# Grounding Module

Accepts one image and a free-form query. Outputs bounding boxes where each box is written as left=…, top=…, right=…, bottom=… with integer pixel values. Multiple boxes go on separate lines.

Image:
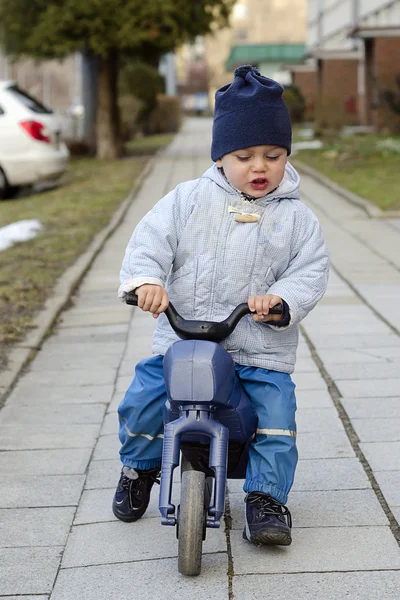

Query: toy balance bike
left=125, top=292, right=282, bottom=576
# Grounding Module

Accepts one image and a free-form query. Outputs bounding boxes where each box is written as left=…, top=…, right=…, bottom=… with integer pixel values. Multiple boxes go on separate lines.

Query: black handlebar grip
left=125, top=291, right=138, bottom=306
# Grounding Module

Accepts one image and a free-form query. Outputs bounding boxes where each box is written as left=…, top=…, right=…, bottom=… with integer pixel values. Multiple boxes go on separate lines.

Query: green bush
left=146, top=94, right=182, bottom=135
left=119, top=94, right=142, bottom=141
left=120, top=62, right=165, bottom=131
left=283, top=86, right=306, bottom=124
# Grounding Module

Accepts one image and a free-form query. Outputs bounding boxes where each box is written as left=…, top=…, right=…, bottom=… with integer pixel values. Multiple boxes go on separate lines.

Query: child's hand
left=248, top=294, right=283, bottom=322
left=135, top=284, right=169, bottom=319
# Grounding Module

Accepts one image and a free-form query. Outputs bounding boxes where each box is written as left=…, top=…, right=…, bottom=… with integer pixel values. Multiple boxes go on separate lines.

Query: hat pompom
left=234, top=65, right=260, bottom=79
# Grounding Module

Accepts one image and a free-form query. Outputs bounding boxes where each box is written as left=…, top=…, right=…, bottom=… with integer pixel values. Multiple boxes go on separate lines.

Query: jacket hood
left=201, top=162, right=300, bottom=204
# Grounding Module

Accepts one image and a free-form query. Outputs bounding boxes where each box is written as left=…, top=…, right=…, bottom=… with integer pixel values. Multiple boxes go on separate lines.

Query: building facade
left=297, top=0, right=400, bottom=129
left=204, top=0, right=308, bottom=100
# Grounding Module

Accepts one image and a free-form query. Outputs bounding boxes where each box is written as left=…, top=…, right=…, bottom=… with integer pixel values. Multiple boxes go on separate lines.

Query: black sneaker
left=112, top=467, right=160, bottom=522
left=243, top=491, right=292, bottom=546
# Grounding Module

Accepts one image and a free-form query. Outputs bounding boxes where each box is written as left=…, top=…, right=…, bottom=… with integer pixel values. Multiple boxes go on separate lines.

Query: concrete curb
left=0, top=154, right=156, bottom=406
left=293, top=158, right=400, bottom=219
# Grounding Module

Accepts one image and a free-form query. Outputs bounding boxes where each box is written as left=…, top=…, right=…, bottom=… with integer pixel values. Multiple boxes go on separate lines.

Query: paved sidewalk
left=1, top=118, right=400, bottom=599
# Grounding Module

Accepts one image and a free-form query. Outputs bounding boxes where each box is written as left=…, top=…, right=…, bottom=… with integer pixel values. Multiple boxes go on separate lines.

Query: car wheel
left=0, top=167, right=20, bottom=200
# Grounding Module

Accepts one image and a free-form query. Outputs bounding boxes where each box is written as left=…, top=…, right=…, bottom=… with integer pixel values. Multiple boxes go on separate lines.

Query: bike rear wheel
left=178, top=461, right=206, bottom=576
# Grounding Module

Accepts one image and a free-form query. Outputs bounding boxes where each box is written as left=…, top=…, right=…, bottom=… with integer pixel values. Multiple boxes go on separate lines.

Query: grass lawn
left=292, top=133, right=400, bottom=211
left=0, top=134, right=173, bottom=371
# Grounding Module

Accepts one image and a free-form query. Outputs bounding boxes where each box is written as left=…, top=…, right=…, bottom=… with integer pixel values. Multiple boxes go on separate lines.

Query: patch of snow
left=0, top=219, right=43, bottom=252
left=292, top=140, right=324, bottom=153
left=297, top=128, right=315, bottom=139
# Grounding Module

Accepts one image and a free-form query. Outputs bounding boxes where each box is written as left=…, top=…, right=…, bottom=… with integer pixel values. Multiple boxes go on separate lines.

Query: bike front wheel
left=178, top=466, right=206, bottom=576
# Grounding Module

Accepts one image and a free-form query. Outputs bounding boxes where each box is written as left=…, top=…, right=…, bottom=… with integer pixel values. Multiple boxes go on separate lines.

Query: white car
left=0, top=81, right=69, bottom=199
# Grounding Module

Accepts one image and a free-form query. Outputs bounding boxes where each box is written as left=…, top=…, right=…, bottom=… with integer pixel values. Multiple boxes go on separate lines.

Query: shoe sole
left=112, top=503, right=145, bottom=523
left=242, top=528, right=292, bottom=546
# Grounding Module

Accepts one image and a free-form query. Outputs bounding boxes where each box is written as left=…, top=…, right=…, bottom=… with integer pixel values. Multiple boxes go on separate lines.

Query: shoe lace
left=247, top=492, right=292, bottom=527
left=120, top=470, right=160, bottom=492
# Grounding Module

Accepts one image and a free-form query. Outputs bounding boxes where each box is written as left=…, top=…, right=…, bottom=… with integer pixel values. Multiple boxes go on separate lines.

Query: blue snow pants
left=118, top=355, right=298, bottom=505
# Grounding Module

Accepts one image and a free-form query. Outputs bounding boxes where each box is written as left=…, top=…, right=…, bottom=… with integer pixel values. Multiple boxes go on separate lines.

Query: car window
left=7, top=85, right=53, bottom=114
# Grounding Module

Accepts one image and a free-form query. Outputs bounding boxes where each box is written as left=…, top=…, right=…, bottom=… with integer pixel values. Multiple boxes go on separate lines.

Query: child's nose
left=252, top=158, right=266, bottom=172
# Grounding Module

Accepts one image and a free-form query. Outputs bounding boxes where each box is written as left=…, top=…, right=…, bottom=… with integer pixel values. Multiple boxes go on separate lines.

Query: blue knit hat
left=211, top=65, right=292, bottom=161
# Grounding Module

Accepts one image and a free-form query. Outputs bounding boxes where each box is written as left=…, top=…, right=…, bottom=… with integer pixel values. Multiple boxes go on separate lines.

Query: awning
left=349, top=25, right=400, bottom=38
left=225, top=44, right=306, bottom=71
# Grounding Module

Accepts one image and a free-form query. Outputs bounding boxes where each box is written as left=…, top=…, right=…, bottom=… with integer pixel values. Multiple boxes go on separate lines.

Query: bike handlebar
left=125, top=292, right=283, bottom=343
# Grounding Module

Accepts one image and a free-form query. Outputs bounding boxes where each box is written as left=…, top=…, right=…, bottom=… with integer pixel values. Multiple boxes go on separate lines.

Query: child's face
left=216, top=145, right=288, bottom=197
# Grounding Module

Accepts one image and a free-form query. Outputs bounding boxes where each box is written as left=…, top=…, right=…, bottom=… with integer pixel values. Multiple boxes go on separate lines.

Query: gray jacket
left=120, top=163, right=329, bottom=373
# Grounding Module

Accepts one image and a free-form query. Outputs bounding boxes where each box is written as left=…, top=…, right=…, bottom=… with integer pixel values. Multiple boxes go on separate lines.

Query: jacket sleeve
left=266, top=205, right=329, bottom=329
left=118, top=180, right=199, bottom=298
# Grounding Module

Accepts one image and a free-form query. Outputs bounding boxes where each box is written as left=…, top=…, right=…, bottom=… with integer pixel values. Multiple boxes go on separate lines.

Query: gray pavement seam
left=223, top=494, right=234, bottom=599
left=300, top=326, right=400, bottom=546
left=0, top=154, right=157, bottom=409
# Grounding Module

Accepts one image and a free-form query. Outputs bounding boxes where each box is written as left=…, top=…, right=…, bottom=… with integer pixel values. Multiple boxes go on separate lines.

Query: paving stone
left=51, top=554, right=228, bottom=600
left=0, top=423, right=100, bottom=450
left=292, top=373, right=327, bottom=391
left=100, top=412, right=118, bottom=435
left=293, top=358, right=318, bottom=373
left=0, top=596, right=48, bottom=600
left=106, top=390, right=123, bottom=413
left=0, top=448, right=92, bottom=476
left=342, top=397, right=400, bottom=419
left=85, top=459, right=121, bottom=489
left=229, top=489, right=387, bottom=529
left=292, top=457, right=369, bottom=491
left=74, top=483, right=180, bottom=525
left=391, top=506, right=400, bottom=522
left=0, top=547, right=62, bottom=595
left=92, top=434, right=120, bottom=460
left=115, top=375, right=134, bottom=393
left=295, top=389, right=333, bottom=408
left=0, top=403, right=106, bottom=426
left=296, top=407, right=343, bottom=433
left=57, top=311, right=130, bottom=328
left=305, top=321, right=390, bottom=335
left=32, top=352, right=121, bottom=372
left=305, top=333, right=399, bottom=349
left=41, top=340, right=123, bottom=356
left=62, top=518, right=227, bottom=568
left=0, top=507, right=75, bottom=547
left=296, top=431, right=354, bottom=459
left=21, top=367, right=116, bottom=387
left=327, top=362, right=400, bottom=380
left=359, top=346, right=400, bottom=360
left=352, top=418, right=400, bottom=442
left=232, top=571, right=400, bottom=600
left=7, top=383, right=115, bottom=406
left=361, top=442, right=400, bottom=471
left=375, top=471, right=400, bottom=506
left=336, top=379, right=400, bottom=398
left=50, top=323, right=127, bottom=343
left=0, top=474, right=85, bottom=508
left=230, top=526, right=400, bottom=574
left=318, top=348, right=392, bottom=365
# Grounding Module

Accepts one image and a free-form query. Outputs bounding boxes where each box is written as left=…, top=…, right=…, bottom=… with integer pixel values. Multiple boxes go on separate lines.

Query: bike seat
left=163, top=340, right=237, bottom=407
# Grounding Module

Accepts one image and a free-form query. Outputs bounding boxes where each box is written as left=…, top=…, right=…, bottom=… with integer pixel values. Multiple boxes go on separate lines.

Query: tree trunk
left=82, top=49, right=98, bottom=155
left=96, top=50, right=122, bottom=160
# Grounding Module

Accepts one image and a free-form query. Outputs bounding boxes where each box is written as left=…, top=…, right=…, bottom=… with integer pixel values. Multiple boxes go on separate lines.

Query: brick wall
left=372, top=37, right=400, bottom=131
left=316, top=59, right=359, bottom=128
left=292, top=71, right=317, bottom=120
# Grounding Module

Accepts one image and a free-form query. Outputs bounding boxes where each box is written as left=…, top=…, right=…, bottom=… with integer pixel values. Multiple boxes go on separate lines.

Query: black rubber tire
left=0, top=167, right=20, bottom=200
left=178, top=466, right=206, bottom=576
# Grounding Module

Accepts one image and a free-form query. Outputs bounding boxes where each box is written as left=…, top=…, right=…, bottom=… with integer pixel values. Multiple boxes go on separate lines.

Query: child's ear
left=216, top=158, right=222, bottom=167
